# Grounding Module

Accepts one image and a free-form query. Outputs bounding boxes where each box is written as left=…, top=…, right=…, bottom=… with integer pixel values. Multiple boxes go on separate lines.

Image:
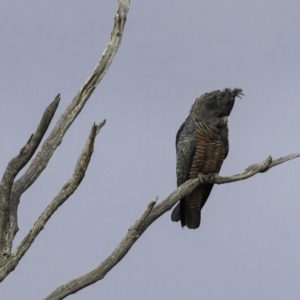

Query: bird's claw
left=198, top=173, right=214, bottom=183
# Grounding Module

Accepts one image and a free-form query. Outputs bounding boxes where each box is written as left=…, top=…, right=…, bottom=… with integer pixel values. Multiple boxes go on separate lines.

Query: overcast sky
left=1, top=1, right=300, bottom=299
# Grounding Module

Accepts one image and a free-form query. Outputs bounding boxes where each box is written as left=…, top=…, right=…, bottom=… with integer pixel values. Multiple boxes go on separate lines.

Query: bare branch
left=142, top=153, right=300, bottom=228
left=11, top=1, right=130, bottom=199
left=43, top=153, right=299, bottom=300
left=261, top=153, right=300, bottom=172
left=0, top=95, right=60, bottom=262
left=44, top=197, right=158, bottom=300
left=5, top=0, right=130, bottom=259
left=0, top=121, right=105, bottom=282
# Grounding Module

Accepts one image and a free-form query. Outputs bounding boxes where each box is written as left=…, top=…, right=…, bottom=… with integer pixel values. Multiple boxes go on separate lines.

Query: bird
left=171, top=88, right=243, bottom=229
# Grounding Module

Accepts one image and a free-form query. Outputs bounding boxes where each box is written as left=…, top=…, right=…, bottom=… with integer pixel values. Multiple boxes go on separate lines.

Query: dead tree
left=0, top=1, right=299, bottom=299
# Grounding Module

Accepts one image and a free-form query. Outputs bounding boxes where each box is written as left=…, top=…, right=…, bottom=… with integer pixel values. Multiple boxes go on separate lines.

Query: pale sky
left=1, top=1, right=300, bottom=299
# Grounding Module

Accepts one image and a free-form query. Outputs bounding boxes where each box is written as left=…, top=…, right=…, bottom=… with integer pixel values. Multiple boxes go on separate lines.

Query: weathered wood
left=0, top=121, right=105, bottom=281
left=0, top=95, right=60, bottom=264
left=43, top=153, right=300, bottom=300
left=0, top=0, right=130, bottom=280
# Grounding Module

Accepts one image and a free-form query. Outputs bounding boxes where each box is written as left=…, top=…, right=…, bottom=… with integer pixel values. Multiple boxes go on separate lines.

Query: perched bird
left=171, top=88, right=243, bottom=229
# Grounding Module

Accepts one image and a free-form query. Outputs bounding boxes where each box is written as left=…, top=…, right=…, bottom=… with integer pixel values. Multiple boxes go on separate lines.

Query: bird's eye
left=214, top=111, right=218, bottom=115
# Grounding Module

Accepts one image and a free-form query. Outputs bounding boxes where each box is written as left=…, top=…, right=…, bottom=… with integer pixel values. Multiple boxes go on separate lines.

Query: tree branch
left=43, top=153, right=300, bottom=300
left=5, top=0, right=130, bottom=260
left=141, top=153, right=300, bottom=229
left=0, top=120, right=106, bottom=282
left=12, top=1, right=129, bottom=196
left=0, top=95, right=60, bottom=263
left=44, top=197, right=158, bottom=300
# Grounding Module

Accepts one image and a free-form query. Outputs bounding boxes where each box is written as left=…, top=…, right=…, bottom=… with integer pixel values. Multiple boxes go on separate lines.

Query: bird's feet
left=198, top=173, right=215, bottom=184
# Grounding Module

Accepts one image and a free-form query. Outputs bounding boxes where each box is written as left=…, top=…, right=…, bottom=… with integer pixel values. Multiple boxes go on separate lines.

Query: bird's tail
left=171, top=199, right=201, bottom=229
left=184, top=205, right=201, bottom=229
left=171, top=202, right=181, bottom=222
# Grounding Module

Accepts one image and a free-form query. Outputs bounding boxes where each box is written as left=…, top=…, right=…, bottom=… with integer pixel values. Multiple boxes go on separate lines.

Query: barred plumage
left=171, top=88, right=243, bottom=229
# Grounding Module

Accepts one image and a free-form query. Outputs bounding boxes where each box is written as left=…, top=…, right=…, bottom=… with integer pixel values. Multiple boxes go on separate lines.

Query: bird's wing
left=223, top=138, right=229, bottom=161
left=171, top=118, right=196, bottom=223
left=176, top=117, right=197, bottom=187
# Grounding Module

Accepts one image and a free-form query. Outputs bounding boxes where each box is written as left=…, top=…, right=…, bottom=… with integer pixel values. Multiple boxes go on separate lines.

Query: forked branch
left=0, top=120, right=106, bottom=282
left=0, top=0, right=130, bottom=270
left=44, top=153, right=300, bottom=300
left=11, top=1, right=129, bottom=199
left=0, top=95, right=60, bottom=262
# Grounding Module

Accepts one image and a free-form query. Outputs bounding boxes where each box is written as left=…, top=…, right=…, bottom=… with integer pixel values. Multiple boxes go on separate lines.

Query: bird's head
left=192, top=88, right=243, bottom=125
